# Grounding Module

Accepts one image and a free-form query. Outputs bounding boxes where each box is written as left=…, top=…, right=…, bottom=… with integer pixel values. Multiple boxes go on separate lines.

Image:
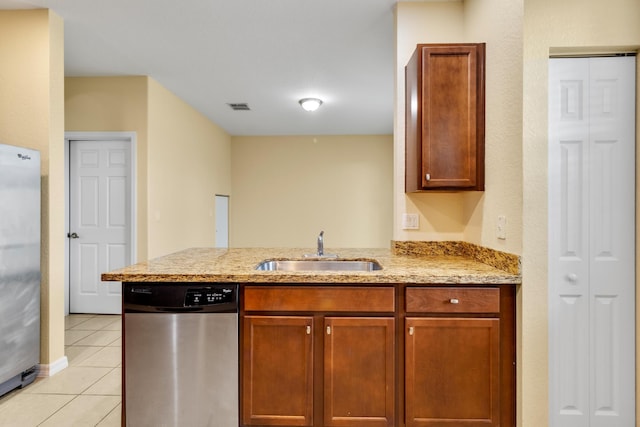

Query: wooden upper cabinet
left=405, top=43, right=485, bottom=192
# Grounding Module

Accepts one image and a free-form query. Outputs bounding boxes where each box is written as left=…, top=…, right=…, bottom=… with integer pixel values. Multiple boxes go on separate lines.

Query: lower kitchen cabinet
left=242, top=315, right=314, bottom=426
left=404, top=286, right=515, bottom=427
left=241, top=285, right=515, bottom=427
left=242, top=315, right=395, bottom=427
left=241, top=286, right=396, bottom=427
left=405, top=317, right=500, bottom=426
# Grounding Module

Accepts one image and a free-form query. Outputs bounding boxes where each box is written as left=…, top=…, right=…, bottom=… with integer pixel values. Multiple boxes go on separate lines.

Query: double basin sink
left=256, top=259, right=382, bottom=272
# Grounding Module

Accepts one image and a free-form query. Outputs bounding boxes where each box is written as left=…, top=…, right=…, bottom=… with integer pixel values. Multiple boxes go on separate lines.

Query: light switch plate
left=402, top=213, right=419, bottom=230
left=497, top=215, right=507, bottom=240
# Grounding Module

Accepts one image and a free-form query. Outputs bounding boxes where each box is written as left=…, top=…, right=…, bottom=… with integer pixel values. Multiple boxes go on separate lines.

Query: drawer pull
left=450, top=298, right=460, bottom=304
left=326, top=326, right=331, bottom=335
left=306, top=326, right=311, bottom=335
left=409, top=326, right=414, bottom=336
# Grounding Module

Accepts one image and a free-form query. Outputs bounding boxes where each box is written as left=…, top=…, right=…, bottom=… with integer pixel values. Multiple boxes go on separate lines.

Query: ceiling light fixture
left=299, top=98, right=323, bottom=112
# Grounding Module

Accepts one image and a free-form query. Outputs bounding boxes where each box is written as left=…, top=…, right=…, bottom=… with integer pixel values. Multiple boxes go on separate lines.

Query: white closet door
left=549, top=56, right=635, bottom=427
left=549, top=58, right=591, bottom=427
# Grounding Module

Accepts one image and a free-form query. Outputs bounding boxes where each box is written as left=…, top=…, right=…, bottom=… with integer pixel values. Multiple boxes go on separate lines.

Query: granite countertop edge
left=102, top=243, right=522, bottom=285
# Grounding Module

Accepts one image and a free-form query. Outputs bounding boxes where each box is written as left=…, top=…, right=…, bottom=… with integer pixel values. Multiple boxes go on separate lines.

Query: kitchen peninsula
left=103, top=242, right=520, bottom=427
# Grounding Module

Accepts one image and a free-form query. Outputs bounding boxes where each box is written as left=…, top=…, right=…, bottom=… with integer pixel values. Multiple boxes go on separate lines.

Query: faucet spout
left=317, top=231, right=324, bottom=256
left=303, top=230, right=336, bottom=258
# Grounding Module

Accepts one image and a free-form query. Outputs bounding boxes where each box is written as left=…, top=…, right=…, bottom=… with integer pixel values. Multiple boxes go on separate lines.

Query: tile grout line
left=35, top=394, right=82, bottom=426
left=96, top=404, right=119, bottom=427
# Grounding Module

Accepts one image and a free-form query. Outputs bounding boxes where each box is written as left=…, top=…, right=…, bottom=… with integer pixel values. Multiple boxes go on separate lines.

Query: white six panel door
left=549, top=57, right=635, bottom=427
left=69, top=140, right=131, bottom=314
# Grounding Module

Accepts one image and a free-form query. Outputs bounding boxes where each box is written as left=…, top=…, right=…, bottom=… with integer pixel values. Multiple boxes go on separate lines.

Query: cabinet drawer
left=244, top=286, right=395, bottom=313
left=406, top=287, right=499, bottom=314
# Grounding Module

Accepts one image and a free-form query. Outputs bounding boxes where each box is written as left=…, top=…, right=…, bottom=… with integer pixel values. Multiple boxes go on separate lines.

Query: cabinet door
left=405, top=43, right=485, bottom=191
left=242, top=316, right=314, bottom=426
left=324, top=317, right=395, bottom=427
left=405, top=317, right=500, bottom=427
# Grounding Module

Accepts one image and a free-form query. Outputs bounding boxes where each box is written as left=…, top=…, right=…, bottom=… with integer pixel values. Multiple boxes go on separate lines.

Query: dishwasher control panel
left=124, top=283, right=238, bottom=313
left=185, top=288, right=235, bottom=306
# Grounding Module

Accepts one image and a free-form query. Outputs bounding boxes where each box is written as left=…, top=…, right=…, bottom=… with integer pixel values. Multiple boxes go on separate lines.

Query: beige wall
left=522, top=0, right=640, bottom=425
left=66, top=77, right=232, bottom=259
left=463, top=0, right=523, bottom=252
left=396, top=0, right=640, bottom=425
left=395, top=0, right=526, bottom=421
left=394, top=1, right=523, bottom=255
left=6, top=2, right=638, bottom=421
left=394, top=2, right=467, bottom=243
left=65, top=76, right=149, bottom=260
left=231, top=135, right=393, bottom=248
left=0, top=10, right=65, bottom=367
left=147, top=79, right=231, bottom=258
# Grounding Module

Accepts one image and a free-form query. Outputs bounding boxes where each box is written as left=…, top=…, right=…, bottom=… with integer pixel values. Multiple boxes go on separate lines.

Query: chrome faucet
left=304, top=230, right=336, bottom=258
left=317, top=231, right=324, bottom=256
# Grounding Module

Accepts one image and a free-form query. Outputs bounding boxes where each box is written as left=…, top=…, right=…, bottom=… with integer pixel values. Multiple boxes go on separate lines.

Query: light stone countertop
left=101, top=246, right=521, bottom=285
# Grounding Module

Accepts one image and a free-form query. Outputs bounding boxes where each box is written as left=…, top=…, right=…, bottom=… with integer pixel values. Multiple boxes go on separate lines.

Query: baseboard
left=37, top=356, right=69, bottom=377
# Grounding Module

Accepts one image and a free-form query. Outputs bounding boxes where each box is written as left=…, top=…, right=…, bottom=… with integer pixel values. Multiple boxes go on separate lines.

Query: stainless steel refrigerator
left=0, top=143, right=40, bottom=396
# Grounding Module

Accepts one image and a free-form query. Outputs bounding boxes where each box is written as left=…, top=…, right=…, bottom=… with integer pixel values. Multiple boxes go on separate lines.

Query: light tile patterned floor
left=0, top=314, right=122, bottom=426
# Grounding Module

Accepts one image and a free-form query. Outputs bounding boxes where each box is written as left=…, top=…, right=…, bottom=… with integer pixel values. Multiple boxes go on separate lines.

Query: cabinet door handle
left=450, top=298, right=459, bottom=304
left=425, top=173, right=431, bottom=181
left=409, top=326, right=414, bottom=336
left=306, top=326, right=311, bottom=335
left=326, top=326, right=331, bottom=335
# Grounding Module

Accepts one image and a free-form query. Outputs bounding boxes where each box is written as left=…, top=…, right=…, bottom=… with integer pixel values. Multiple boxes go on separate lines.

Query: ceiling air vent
left=227, top=103, right=250, bottom=111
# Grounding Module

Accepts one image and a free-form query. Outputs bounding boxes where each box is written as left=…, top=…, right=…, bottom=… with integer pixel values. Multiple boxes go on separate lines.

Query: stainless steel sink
left=255, top=259, right=382, bottom=272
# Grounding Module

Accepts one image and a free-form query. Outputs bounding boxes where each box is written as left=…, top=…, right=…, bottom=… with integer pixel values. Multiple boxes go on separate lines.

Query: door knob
left=68, top=232, right=79, bottom=239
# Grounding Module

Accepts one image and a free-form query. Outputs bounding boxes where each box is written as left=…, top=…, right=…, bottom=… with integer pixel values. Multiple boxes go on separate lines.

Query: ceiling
left=0, top=0, right=398, bottom=136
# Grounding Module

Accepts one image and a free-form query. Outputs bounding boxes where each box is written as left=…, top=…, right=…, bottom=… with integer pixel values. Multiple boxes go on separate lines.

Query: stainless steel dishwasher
left=123, top=283, right=238, bottom=427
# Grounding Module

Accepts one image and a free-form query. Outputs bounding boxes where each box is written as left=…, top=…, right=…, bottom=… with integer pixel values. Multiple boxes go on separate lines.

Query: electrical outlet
left=497, top=215, right=507, bottom=240
left=402, top=213, right=419, bottom=230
